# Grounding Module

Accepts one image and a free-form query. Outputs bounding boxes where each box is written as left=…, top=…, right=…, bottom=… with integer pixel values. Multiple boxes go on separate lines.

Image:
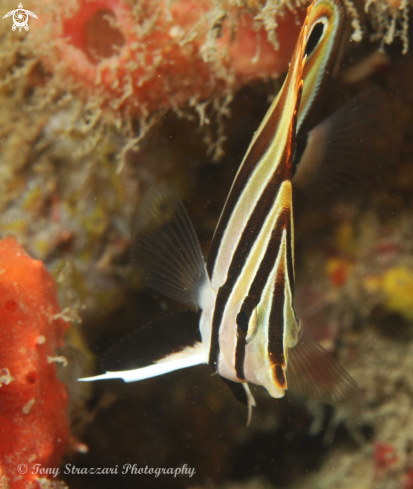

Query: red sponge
left=0, top=237, right=69, bottom=489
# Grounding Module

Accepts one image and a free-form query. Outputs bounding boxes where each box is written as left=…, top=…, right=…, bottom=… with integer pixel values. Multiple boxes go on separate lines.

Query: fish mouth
left=255, top=365, right=287, bottom=399
left=265, top=377, right=286, bottom=399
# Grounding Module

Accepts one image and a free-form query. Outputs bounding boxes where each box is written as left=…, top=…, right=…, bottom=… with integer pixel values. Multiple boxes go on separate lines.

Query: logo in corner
left=3, top=3, right=37, bottom=32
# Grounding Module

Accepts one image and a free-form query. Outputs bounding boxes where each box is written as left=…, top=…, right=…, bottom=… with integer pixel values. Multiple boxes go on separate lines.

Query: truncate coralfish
left=80, top=0, right=365, bottom=423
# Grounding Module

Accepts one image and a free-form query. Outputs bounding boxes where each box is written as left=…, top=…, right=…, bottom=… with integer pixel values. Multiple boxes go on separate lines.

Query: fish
left=79, top=0, right=374, bottom=423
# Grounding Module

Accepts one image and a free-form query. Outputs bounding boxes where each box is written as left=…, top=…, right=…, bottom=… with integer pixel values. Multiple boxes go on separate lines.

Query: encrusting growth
left=0, top=237, right=69, bottom=489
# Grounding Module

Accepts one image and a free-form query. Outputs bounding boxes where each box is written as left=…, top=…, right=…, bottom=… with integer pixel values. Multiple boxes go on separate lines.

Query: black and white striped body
left=201, top=0, right=347, bottom=396
left=202, top=44, right=305, bottom=396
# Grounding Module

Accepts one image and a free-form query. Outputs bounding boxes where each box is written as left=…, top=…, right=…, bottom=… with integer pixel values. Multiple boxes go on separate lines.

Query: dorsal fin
left=297, top=0, right=348, bottom=134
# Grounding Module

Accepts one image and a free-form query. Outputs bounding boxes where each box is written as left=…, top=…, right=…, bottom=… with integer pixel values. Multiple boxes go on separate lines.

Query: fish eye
left=236, top=311, right=249, bottom=336
left=234, top=300, right=259, bottom=343
left=305, top=21, right=325, bottom=57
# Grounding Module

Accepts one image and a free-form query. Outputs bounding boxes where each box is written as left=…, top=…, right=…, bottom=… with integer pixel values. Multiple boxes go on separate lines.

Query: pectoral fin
left=132, top=188, right=211, bottom=309
left=287, top=331, right=360, bottom=405
left=293, top=88, right=386, bottom=211
left=79, top=311, right=206, bottom=383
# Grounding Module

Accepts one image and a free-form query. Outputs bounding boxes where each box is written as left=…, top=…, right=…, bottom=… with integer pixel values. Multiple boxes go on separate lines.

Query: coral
left=381, top=266, right=413, bottom=320
left=0, top=237, right=69, bottom=489
left=374, top=442, right=399, bottom=475
left=365, top=0, right=410, bottom=54
left=36, top=0, right=305, bottom=117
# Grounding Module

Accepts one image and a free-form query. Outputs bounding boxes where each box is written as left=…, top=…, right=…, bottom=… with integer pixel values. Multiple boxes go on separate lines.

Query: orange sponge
left=38, top=0, right=304, bottom=115
left=0, top=237, right=69, bottom=489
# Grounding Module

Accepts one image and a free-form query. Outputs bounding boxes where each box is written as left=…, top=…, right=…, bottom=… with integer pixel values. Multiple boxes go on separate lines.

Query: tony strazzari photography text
left=26, top=463, right=196, bottom=478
